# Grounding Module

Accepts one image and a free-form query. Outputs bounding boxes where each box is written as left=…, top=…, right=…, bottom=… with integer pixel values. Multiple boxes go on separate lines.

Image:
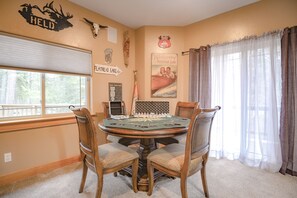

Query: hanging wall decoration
left=84, top=18, right=108, bottom=38
left=104, top=48, right=113, bottom=64
left=123, top=31, right=130, bottom=67
left=151, top=53, right=177, bottom=98
left=158, top=36, right=171, bottom=49
left=18, top=1, right=73, bottom=31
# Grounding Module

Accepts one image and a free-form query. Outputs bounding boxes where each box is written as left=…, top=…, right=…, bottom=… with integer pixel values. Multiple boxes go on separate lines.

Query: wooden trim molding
left=0, top=115, right=77, bottom=133
left=0, top=114, right=99, bottom=133
left=0, top=155, right=81, bottom=186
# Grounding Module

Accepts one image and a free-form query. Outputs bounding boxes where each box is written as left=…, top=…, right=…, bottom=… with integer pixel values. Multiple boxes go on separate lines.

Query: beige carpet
left=1, top=158, right=297, bottom=198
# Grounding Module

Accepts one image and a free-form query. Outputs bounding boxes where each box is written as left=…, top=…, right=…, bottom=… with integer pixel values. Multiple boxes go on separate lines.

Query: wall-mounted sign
left=109, top=83, right=122, bottom=101
left=158, top=36, right=171, bottom=49
left=104, top=48, right=113, bottom=64
left=18, top=1, right=73, bottom=31
left=94, top=64, right=122, bottom=76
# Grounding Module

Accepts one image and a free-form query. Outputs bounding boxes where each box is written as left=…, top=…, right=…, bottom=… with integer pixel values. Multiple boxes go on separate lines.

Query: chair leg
left=180, top=175, right=188, bottom=198
left=132, top=159, right=139, bottom=193
left=95, top=174, right=103, bottom=198
left=201, top=166, right=209, bottom=198
left=113, top=172, right=118, bottom=177
left=79, top=162, right=88, bottom=193
left=147, top=160, right=154, bottom=196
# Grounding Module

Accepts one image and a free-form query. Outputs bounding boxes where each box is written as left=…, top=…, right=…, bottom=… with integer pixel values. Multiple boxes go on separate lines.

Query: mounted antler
left=84, top=18, right=108, bottom=38
left=43, top=1, right=73, bottom=20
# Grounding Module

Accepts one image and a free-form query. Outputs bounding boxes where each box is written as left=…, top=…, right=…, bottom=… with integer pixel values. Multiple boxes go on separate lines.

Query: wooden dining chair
left=155, top=101, right=199, bottom=146
left=147, top=106, right=221, bottom=198
left=71, top=107, right=139, bottom=198
left=102, top=101, right=140, bottom=146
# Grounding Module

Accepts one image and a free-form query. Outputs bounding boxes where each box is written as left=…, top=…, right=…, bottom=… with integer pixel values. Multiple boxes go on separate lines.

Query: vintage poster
left=151, top=53, right=177, bottom=98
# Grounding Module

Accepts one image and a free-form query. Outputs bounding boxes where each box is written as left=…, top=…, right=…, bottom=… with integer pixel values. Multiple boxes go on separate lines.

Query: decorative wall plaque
left=109, top=83, right=122, bottom=101
left=104, top=48, right=113, bottom=64
left=18, top=1, right=73, bottom=31
left=158, top=36, right=171, bottom=48
left=94, top=64, right=122, bottom=76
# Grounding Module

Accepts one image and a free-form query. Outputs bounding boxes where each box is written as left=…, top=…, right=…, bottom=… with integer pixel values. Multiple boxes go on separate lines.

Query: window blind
left=0, top=34, right=92, bottom=75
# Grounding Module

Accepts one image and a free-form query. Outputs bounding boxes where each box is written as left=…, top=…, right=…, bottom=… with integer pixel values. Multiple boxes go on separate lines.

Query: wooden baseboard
left=0, top=155, right=81, bottom=186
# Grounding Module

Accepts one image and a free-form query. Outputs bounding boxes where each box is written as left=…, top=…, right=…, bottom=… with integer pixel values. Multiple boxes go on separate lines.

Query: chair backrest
left=71, top=107, right=101, bottom=169
left=102, top=101, right=126, bottom=118
left=183, top=106, right=221, bottom=173
left=175, top=101, right=199, bottom=119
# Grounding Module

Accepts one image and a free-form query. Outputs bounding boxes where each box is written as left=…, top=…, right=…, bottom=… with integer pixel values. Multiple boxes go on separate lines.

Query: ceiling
left=69, top=0, right=259, bottom=29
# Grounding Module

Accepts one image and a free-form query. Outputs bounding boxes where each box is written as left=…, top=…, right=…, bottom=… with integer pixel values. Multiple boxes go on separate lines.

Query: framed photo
left=151, top=53, right=178, bottom=98
left=109, top=83, right=122, bottom=101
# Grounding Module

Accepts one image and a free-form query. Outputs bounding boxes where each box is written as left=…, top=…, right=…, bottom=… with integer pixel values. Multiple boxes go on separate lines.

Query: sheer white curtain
left=210, top=32, right=283, bottom=172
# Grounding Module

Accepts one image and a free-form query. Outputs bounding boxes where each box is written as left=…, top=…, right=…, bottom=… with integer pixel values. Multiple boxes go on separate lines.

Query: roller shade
left=0, top=34, right=92, bottom=75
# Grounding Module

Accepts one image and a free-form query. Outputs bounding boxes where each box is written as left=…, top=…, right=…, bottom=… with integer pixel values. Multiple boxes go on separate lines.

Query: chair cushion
left=147, top=143, right=202, bottom=173
left=173, top=134, right=187, bottom=144
left=99, top=143, right=139, bottom=169
left=106, top=135, right=121, bottom=143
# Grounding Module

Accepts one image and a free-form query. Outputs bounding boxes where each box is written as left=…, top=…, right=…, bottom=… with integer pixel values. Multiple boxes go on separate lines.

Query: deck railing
left=0, top=104, right=82, bottom=118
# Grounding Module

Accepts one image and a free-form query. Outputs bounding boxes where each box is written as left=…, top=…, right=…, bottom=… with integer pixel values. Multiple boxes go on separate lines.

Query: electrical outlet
left=4, top=152, right=12, bottom=163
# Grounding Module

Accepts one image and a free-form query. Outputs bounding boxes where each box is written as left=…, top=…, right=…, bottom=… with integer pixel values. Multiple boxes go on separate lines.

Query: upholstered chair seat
left=148, top=143, right=203, bottom=173
left=98, top=143, right=139, bottom=169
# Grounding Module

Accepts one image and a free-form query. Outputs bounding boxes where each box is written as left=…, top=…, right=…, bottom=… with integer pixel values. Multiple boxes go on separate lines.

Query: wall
left=0, top=124, right=78, bottom=176
left=0, top=0, right=135, bottom=178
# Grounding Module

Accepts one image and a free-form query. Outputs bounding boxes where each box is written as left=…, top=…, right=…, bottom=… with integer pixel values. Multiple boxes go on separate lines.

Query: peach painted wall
left=0, top=0, right=135, bottom=177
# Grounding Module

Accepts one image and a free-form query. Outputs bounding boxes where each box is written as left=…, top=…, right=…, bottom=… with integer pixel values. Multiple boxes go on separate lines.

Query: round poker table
left=99, top=116, right=189, bottom=138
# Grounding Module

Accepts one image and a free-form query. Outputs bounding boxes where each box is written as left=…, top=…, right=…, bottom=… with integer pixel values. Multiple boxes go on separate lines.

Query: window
left=0, top=69, right=41, bottom=118
left=0, top=69, right=88, bottom=119
left=0, top=33, right=91, bottom=120
left=210, top=32, right=282, bottom=172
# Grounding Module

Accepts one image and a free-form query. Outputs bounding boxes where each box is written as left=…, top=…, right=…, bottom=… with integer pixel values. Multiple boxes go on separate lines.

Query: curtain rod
left=181, top=30, right=282, bottom=56
left=181, top=51, right=189, bottom=56
left=181, top=47, right=208, bottom=56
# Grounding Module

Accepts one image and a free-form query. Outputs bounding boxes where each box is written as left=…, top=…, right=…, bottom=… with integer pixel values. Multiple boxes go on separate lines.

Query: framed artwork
left=151, top=53, right=178, bottom=98
left=109, top=83, right=122, bottom=101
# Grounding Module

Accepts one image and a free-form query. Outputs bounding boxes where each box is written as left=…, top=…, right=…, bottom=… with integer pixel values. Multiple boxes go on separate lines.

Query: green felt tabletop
left=103, top=116, right=190, bottom=131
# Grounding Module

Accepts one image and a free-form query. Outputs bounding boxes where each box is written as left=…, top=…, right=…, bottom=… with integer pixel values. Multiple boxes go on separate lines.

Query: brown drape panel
left=189, top=46, right=211, bottom=108
left=280, top=26, right=297, bottom=176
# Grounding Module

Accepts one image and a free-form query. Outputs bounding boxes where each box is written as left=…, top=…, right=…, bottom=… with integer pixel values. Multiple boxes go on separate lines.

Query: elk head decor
left=84, top=18, right=108, bottom=38
left=18, top=1, right=73, bottom=31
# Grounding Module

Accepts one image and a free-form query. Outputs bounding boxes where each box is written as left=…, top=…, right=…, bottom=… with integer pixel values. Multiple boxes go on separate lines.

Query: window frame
left=0, top=67, right=91, bottom=121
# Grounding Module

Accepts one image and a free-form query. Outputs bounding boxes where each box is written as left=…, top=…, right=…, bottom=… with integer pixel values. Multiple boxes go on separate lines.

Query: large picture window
left=0, top=33, right=91, bottom=120
left=0, top=69, right=88, bottom=119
